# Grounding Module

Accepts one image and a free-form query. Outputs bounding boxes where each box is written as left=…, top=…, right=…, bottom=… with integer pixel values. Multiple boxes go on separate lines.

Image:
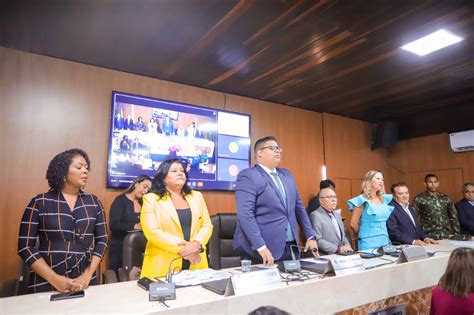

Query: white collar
left=258, top=163, right=276, bottom=175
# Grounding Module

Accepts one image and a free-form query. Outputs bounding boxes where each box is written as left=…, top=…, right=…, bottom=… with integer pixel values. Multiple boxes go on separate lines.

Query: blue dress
left=348, top=194, right=394, bottom=250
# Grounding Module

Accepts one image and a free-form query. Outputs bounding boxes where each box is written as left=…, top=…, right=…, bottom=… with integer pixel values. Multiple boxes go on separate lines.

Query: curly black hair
left=46, top=148, right=91, bottom=191
left=150, top=158, right=191, bottom=198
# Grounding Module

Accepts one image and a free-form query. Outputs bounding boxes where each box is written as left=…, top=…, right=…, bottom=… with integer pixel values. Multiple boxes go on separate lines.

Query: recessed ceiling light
left=401, top=29, right=463, bottom=56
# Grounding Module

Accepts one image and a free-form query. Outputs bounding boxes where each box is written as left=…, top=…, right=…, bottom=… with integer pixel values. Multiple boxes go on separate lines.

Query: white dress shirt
left=397, top=201, right=416, bottom=227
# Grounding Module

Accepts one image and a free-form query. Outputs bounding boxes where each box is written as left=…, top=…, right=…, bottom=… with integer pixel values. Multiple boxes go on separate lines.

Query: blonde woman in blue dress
left=348, top=170, right=394, bottom=250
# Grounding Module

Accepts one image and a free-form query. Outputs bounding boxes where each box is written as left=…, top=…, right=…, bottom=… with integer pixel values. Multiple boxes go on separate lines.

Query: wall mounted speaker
left=371, top=121, right=399, bottom=150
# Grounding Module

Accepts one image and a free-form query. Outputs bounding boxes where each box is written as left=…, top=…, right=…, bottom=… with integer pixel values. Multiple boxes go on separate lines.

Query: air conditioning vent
left=449, top=130, right=474, bottom=153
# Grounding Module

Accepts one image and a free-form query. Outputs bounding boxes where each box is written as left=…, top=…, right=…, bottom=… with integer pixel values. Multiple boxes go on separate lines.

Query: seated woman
left=140, top=158, right=213, bottom=279
left=18, top=149, right=108, bottom=293
left=109, top=175, right=152, bottom=272
left=430, top=247, right=474, bottom=314
left=348, top=170, right=394, bottom=250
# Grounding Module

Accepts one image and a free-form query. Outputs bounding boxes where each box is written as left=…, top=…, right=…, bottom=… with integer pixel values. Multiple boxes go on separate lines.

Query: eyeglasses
left=261, top=146, right=283, bottom=153
left=320, top=196, right=337, bottom=200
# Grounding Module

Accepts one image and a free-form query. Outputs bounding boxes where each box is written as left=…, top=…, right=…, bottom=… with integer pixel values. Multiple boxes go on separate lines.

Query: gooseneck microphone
left=351, top=234, right=400, bottom=254
left=290, top=244, right=319, bottom=260
left=166, top=246, right=204, bottom=283
left=352, top=233, right=389, bottom=242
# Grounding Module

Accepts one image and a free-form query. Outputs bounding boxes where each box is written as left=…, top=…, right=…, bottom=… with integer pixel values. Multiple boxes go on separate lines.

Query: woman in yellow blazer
left=140, top=158, right=213, bottom=278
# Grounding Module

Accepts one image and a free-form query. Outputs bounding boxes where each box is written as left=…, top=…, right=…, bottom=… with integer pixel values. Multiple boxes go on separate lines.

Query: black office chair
left=103, top=269, right=118, bottom=284
left=1, top=279, right=18, bottom=297
left=208, top=213, right=242, bottom=269
left=122, top=231, right=147, bottom=271
left=17, top=256, right=32, bottom=295
left=118, top=231, right=147, bottom=281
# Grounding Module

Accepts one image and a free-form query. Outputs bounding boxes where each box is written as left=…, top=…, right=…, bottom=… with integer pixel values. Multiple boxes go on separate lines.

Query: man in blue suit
left=114, top=112, right=124, bottom=130
left=455, top=182, right=474, bottom=236
left=233, top=136, right=318, bottom=265
left=387, top=182, right=437, bottom=245
left=161, top=116, right=175, bottom=136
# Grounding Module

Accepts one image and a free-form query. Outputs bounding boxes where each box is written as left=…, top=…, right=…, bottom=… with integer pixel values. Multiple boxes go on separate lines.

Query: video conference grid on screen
left=107, top=91, right=251, bottom=191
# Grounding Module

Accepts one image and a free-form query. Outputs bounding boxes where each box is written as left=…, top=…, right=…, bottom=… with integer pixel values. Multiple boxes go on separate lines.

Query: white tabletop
left=1, top=240, right=470, bottom=315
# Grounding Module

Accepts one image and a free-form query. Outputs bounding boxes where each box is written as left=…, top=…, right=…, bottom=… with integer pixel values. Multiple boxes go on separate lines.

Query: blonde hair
left=361, top=170, right=385, bottom=201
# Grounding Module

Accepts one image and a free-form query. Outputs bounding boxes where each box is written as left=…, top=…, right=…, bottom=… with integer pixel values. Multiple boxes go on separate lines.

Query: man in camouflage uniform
left=412, top=174, right=460, bottom=240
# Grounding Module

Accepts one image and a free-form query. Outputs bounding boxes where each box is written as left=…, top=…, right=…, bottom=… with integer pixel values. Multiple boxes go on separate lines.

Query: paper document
left=451, top=241, right=474, bottom=247
left=159, top=268, right=231, bottom=287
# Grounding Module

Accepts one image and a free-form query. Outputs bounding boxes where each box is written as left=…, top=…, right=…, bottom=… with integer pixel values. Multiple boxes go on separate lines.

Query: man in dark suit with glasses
left=233, top=136, right=319, bottom=266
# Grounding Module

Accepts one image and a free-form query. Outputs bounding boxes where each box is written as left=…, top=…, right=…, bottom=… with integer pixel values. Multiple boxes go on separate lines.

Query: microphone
left=377, top=241, right=402, bottom=255
left=352, top=234, right=389, bottom=242
left=351, top=234, right=402, bottom=255
left=280, top=245, right=301, bottom=273
left=278, top=244, right=319, bottom=273
left=166, top=246, right=204, bottom=283
left=290, top=244, right=319, bottom=259
left=351, top=234, right=394, bottom=253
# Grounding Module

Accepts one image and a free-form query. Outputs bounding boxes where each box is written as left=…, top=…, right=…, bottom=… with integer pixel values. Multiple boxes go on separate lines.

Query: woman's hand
left=186, top=253, right=202, bottom=265
left=177, top=241, right=202, bottom=258
left=50, top=274, right=82, bottom=293
left=30, top=259, right=83, bottom=293
left=134, top=223, right=142, bottom=230
left=72, top=271, right=93, bottom=291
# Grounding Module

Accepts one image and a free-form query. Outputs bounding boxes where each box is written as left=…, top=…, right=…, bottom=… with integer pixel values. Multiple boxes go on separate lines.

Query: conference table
left=1, top=240, right=471, bottom=314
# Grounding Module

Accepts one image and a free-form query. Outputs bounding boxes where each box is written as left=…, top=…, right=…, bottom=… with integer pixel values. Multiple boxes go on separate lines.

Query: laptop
left=201, top=278, right=230, bottom=295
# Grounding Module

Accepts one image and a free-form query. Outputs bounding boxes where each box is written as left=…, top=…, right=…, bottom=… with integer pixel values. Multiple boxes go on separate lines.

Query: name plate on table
left=230, top=268, right=281, bottom=296
left=398, top=246, right=429, bottom=263
left=329, top=254, right=365, bottom=276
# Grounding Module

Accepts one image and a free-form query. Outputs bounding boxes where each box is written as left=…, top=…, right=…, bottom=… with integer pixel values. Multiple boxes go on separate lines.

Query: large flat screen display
left=107, top=91, right=251, bottom=191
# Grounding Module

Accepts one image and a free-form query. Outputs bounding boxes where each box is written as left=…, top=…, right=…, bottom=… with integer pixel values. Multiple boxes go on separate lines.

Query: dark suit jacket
left=124, top=118, right=134, bottom=130
left=455, top=199, right=474, bottom=235
left=307, top=194, right=320, bottom=215
left=387, top=200, right=427, bottom=244
left=114, top=117, right=124, bottom=130
left=162, top=119, right=175, bottom=136
left=233, top=165, right=314, bottom=260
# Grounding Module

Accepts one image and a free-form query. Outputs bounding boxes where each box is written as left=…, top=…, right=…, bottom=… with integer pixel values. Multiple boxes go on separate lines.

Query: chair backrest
left=17, top=256, right=31, bottom=295
left=208, top=213, right=242, bottom=269
left=122, top=231, right=147, bottom=271
left=1, top=278, right=19, bottom=297
left=103, top=269, right=118, bottom=284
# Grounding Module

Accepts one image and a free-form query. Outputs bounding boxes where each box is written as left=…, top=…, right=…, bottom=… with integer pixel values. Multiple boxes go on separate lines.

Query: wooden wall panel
left=323, top=113, right=393, bottom=183
left=332, top=178, right=352, bottom=237
left=388, top=133, right=473, bottom=202
left=395, top=169, right=464, bottom=202
left=332, top=179, right=352, bottom=220
left=0, top=47, right=324, bottom=286
left=350, top=179, right=364, bottom=198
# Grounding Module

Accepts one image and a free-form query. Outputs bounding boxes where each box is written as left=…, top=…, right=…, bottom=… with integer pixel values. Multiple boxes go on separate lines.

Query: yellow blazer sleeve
left=190, top=191, right=213, bottom=246
left=141, top=193, right=184, bottom=254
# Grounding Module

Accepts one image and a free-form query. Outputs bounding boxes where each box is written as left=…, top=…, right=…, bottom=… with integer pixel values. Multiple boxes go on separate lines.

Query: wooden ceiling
left=1, top=0, right=473, bottom=139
